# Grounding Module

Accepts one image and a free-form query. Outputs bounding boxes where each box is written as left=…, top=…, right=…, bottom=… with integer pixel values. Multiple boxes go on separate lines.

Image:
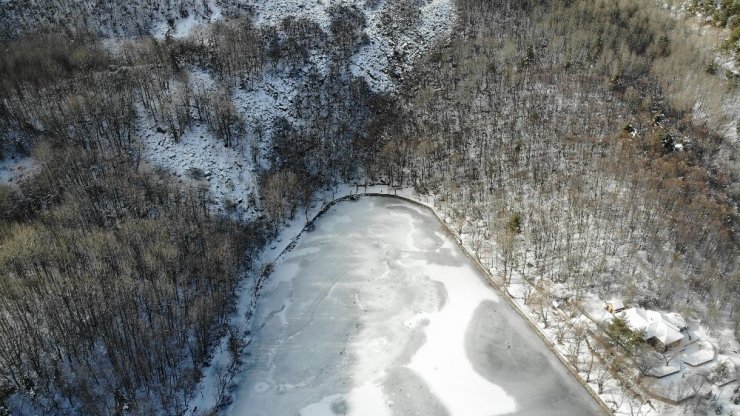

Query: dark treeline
left=0, top=26, right=270, bottom=415
left=0, top=20, right=259, bottom=156
left=0, top=147, right=264, bottom=414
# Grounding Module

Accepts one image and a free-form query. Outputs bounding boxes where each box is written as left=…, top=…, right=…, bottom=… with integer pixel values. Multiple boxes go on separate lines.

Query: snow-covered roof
left=621, top=308, right=684, bottom=346
left=663, top=312, right=687, bottom=330
left=644, top=374, right=699, bottom=403
left=647, top=365, right=681, bottom=378
left=607, top=299, right=625, bottom=309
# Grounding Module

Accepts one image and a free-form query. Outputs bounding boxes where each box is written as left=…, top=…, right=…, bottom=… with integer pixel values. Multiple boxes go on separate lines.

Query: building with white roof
left=663, top=312, right=687, bottom=331
left=605, top=299, right=625, bottom=314
left=620, top=307, right=685, bottom=352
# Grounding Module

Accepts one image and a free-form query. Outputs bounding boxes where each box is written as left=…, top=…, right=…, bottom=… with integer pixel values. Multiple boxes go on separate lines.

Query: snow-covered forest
left=0, top=0, right=737, bottom=415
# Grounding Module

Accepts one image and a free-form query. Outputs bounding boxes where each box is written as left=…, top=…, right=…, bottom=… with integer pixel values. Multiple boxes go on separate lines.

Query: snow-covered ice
left=226, top=197, right=604, bottom=415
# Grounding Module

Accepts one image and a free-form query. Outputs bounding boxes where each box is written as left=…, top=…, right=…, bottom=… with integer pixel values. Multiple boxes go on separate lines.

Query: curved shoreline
left=357, top=193, right=611, bottom=414
left=231, top=194, right=611, bottom=415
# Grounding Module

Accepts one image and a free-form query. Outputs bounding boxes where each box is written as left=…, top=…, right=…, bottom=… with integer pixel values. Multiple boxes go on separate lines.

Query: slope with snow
left=246, top=0, right=455, bottom=93
left=139, top=0, right=456, bottom=212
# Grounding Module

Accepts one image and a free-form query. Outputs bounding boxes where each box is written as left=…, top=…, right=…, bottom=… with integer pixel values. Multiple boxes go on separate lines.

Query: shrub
left=507, top=212, right=522, bottom=234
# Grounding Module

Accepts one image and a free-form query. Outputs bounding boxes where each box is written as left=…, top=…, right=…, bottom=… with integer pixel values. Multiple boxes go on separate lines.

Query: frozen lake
left=227, top=197, right=604, bottom=416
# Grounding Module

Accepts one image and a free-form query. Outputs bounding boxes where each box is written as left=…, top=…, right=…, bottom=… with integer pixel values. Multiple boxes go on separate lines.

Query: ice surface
left=226, top=197, right=604, bottom=415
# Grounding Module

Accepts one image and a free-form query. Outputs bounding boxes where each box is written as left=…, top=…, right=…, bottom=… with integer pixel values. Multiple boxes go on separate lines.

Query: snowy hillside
left=140, top=0, right=456, bottom=213
left=246, top=0, right=455, bottom=93
left=221, top=197, right=604, bottom=416
left=0, top=0, right=226, bottom=37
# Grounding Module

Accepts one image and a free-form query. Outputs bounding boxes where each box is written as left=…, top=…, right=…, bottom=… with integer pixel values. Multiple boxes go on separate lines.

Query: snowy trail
left=224, top=197, right=604, bottom=415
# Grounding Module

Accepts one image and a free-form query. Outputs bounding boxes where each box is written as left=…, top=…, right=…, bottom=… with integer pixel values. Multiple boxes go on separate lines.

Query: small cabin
left=606, top=299, right=626, bottom=314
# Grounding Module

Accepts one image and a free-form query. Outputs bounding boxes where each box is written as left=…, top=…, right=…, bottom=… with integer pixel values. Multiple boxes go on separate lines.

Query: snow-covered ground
left=247, top=0, right=455, bottom=93
left=0, top=154, right=35, bottom=185
left=150, top=0, right=223, bottom=39
left=139, top=0, right=456, bottom=213
left=349, top=0, right=456, bottom=92
left=139, top=120, right=257, bottom=215
left=223, top=197, right=604, bottom=415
